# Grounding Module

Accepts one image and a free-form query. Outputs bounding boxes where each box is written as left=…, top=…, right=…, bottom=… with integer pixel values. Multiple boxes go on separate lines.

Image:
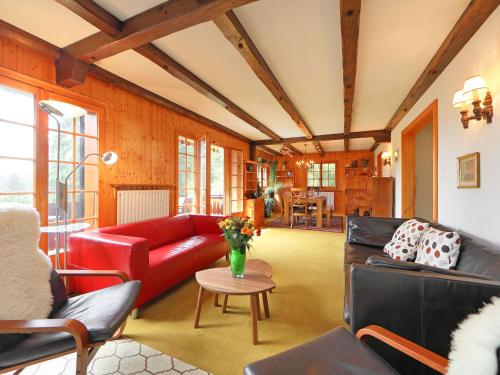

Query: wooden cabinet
left=371, top=177, right=394, bottom=217
left=244, top=160, right=258, bottom=196
left=245, top=198, right=264, bottom=228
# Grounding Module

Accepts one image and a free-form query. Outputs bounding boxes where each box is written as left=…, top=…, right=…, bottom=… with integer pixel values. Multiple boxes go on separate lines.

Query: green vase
left=230, top=248, right=246, bottom=278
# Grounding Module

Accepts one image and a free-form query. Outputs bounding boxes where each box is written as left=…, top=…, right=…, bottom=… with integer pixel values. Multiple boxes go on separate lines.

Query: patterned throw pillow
left=415, top=228, right=462, bottom=269
left=383, top=219, right=429, bottom=261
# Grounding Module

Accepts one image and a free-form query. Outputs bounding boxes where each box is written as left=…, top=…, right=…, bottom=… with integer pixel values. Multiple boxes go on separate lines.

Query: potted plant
left=218, top=217, right=260, bottom=277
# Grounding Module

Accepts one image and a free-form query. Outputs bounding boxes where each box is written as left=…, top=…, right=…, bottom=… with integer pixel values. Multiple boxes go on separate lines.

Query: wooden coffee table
left=194, top=267, right=275, bottom=344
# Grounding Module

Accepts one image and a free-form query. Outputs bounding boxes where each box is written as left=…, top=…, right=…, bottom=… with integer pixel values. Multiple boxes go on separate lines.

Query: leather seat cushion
left=0, top=281, right=140, bottom=369
left=345, top=243, right=388, bottom=266
left=244, top=327, right=398, bottom=375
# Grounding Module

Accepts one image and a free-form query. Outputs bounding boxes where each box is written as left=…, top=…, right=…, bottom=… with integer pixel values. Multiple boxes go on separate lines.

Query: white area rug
left=7, top=338, right=210, bottom=375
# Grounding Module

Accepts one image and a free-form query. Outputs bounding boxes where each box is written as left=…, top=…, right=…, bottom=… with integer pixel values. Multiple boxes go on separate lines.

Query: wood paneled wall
left=0, top=36, right=249, bottom=227
left=275, top=150, right=373, bottom=213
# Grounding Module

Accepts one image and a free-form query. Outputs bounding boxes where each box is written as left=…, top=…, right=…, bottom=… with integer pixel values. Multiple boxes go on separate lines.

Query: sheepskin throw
left=0, top=203, right=53, bottom=319
left=448, top=297, right=500, bottom=375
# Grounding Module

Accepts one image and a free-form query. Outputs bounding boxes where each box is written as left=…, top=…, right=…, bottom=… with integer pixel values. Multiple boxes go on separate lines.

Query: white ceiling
left=0, top=0, right=473, bottom=152
left=353, top=0, right=469, bottom=132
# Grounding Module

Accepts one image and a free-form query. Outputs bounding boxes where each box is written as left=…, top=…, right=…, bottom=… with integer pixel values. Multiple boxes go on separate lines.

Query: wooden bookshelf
left=243, top=160, right=264, bottom=227
left=276, top=169, right=294, bottom=187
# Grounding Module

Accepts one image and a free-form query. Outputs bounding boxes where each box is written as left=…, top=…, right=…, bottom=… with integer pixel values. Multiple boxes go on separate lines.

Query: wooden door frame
left=401, top=100, right=438, bottom=222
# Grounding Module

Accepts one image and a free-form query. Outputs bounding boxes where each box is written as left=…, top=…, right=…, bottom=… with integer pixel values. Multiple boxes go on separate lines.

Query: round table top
left=196, top=267, right=275, bottom=295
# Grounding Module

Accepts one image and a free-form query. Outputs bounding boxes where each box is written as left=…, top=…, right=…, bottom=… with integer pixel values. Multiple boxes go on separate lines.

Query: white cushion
left=415, top=227, right=461, bottom=269
left=383, top=219, right=428, bottom=261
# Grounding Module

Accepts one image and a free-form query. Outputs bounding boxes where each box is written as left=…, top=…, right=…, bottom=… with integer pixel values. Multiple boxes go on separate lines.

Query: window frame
left=230, top=149, right=244, bottom=214
left=307, top=161, right=338, bottom=189
left=177, top=134, right=198, bottom=214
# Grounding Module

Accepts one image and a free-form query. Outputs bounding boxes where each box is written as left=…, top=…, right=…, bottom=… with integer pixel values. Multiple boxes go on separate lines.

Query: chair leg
left=131, top=308, right=139, bottom=320
left=75, top=347, right=89, bottom=375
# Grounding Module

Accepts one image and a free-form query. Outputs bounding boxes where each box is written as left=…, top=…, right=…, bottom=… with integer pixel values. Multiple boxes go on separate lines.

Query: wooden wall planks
left=0, top=36, right=249, bottom=227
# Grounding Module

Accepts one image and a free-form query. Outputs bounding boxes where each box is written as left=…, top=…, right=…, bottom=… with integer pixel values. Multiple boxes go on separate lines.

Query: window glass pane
left=178, top=136, right=186, bottom=154
left=187, top=139, right=195, bottom=155
left=49, top=131, right=73, bottom=161
left=76, top=165, right=98, bottom=191
left=178, top=173, right=186, bottom=190
left=179, top=154, right=186, bottom=171
left=187, top=173, right=195, bottom=189
left=0, top=159, right=34, bottom=192
left=48, top=162, right=73, bottom=192
left=76, top=136, right=98, bottom=163
left=0, top=122, right=34, bottom=158
left=187, top=155, right=195, bottom=171
left=74, top=192, right=97, bottom=219
left=0, top=85, right=35, bottom=125
left=0, top=194, right=33, bottom=205
left=48, top=115, right=73, bottom=132
left=77, top=114, right=98, bottom=136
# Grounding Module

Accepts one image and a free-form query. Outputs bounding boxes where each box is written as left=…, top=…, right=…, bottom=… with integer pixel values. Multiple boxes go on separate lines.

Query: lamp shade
left=452, top=90, right=465, bottom=108
left=101, top=151, right=118, bottom=165
left=38, top=100, right=87, bottom=118
left=462, top=75, right=489, bottom=102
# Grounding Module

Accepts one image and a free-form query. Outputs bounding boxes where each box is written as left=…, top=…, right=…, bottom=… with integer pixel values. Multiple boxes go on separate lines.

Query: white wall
left=414, top=124, right=433, bottom=221
left=375, top=8, right=500, bottom=245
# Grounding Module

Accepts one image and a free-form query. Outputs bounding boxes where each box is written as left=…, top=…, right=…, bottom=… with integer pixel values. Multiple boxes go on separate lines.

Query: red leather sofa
left=68, top=214, right=227, bottom=308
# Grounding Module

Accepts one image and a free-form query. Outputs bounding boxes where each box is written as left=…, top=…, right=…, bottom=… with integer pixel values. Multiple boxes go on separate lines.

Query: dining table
left=283, top=195, right=327, bottom=228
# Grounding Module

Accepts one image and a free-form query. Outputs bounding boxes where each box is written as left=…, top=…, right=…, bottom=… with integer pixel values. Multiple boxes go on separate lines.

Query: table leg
left=257, top=294, right=262, bottom=321
left=284, top=199, right=290, bottom=225
left=250, top=294, right=259, bottom=345
left=317, top=201, right=323, bottom=228
left=262, top=291, right=270, bottom=318
left=194, top=286, right=205, bottom=328
left=214, top=293, right=219, bottom=307
left=222, top=294, right=228, bottom=313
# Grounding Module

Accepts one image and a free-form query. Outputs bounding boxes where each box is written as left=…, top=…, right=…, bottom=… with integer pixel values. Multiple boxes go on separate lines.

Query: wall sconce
left=394, top=149, right=399, bottom=162
left=453, top=75, right=493, bottom=129
left=381, top=151, right=391, bottom=166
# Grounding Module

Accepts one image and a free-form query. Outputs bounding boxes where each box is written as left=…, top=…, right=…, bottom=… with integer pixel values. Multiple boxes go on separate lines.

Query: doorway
left=401, top=100, right=438, bottom=222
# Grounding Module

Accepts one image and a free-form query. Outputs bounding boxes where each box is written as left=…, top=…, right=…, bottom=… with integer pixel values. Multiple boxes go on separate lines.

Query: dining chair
left=290, top=191, right=311, bottom=228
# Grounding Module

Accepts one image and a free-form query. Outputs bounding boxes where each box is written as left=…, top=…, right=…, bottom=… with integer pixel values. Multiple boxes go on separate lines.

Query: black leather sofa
left=345, top=216, right=500, bottom=374
left=244, top=216, right=500, bottom=375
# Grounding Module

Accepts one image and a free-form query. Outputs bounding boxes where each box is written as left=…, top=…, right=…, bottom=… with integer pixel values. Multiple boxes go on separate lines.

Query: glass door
left=210, top=145, right=224, bottom=215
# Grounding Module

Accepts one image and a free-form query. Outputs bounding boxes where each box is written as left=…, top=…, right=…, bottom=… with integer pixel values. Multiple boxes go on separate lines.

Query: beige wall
left=375, top=7, right=500, bottom=244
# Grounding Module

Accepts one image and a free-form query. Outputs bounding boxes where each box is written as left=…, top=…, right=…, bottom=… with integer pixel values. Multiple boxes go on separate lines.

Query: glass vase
left=230, top=247, right=246, bottom=278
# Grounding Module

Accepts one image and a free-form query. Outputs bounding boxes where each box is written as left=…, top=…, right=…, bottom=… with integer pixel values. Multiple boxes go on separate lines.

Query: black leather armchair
left=345, top=216, right=500, bottom=374
left=0, top=269, right=141, bottom=375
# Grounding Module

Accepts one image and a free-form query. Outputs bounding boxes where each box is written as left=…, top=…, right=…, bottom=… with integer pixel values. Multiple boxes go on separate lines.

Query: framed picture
left=457, top=152, right=480, bottom=188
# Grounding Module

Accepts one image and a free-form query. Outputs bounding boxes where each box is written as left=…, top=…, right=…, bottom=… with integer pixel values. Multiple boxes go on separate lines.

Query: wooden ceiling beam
left=385, top=0, right=499, bottom=131
left=214, top=10, right=314, bottom=138
left=134, top=44, right=281, bottom=140
left=56, top=0, right=281, bottom=140
left=283, top=143, right=302, bottom=156
left=254, top=129, right=390, bottom=145
left=312, top=141, right=325, bottom=156
left=88, top=65, right=252, bottom=143
left=256, top=145, right=281, bottom=156
left=370, top=142, right=379, bottom=152
left=63, top=0, right=257, bottom=64
left=340, top=0, right=361, bottom=151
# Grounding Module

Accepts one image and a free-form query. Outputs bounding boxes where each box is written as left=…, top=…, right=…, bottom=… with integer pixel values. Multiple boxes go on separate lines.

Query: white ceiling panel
left=353, top=0, right=469, bottom=132
left=0, top=0, right=99, bottom=48
left=235, top=0, right=344, bottom=136
left=93, top=0, right=168, bottom=21
left=96, top=50, right=268, bottom=140
left=318, top=140, right=345, bottom=153
left=349, top=138, right=375, bottom=151
left=153, top=21, right=302, bottom=139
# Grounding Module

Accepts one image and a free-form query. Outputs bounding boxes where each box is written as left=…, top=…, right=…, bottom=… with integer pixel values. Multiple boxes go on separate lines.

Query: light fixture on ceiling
left=295, top=143, right=315, bottom=169
left=381, top=151, right=391, bottom=166
left=280, top=144, right=294, bottom=157
left=453, top=75, right=493, bottom=129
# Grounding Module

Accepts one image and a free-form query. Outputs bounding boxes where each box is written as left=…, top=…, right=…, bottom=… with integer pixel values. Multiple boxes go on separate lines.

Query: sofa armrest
left=189, top=214, right=226, bottom=235
left=366, top=256, right=492, bottom=280
left=68, top=232, right=149, bottom=281
left=350, top=264, right=500, bottom=373
left=346, top=216, right=406, bottom=247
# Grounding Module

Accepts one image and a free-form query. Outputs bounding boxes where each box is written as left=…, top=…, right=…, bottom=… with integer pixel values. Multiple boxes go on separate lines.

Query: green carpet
left=124, top=227, right=346, bottom=375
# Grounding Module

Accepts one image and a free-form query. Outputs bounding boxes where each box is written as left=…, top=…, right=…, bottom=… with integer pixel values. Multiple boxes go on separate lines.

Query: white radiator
left=318, top=192, right=335, bottom=210
left=117, top=190, right=170, bottom=224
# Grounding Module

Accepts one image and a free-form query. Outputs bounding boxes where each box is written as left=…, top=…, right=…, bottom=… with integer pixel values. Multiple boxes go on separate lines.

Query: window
left=47, top=112, right=99, bottom=224
left=178, top=135, right=197, bottom=213
left=210, top=145, right=224, bottom=215
left=257, top=164, right=268, bottom=188
left=308, top=162, right=336, bottom=188
left=0, top=84, right=36, bottom=205
left=231, top=150, right=243, bottom=213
